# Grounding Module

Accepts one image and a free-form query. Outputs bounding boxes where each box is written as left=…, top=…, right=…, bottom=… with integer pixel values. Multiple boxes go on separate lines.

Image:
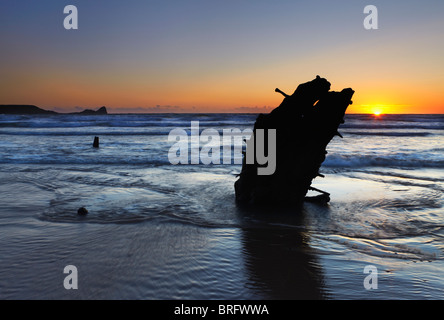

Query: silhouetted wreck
left=234, top=76, right=354, bottom=206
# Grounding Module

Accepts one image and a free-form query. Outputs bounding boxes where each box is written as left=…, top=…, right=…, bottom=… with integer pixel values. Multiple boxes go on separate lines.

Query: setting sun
left=357, top=103, right=393, bottom=115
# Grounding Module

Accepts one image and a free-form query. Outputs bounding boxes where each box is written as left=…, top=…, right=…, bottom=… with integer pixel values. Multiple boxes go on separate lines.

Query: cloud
left=233, top=106, right=273, bottom=113
left=108, top=105, right=189, bottom=113
left=49, top=106, right=92, bottom=113
left=48, top=105, right=273, bottom=114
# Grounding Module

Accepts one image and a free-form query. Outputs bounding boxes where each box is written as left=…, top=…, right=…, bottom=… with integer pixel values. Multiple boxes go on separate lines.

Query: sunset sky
left=1, top=0, right=443, bottom=114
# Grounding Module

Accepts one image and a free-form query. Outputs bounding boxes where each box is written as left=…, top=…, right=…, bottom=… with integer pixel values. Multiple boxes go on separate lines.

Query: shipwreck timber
left=234, top=76, right=354, bottom=206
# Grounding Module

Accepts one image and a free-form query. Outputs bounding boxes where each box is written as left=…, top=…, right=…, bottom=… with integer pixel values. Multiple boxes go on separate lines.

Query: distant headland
left=0, top=105, right=108, bottom=115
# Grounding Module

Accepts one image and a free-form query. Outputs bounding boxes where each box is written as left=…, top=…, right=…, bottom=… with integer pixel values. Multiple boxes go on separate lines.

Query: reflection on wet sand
left=238, top=207, right=326, bottom=299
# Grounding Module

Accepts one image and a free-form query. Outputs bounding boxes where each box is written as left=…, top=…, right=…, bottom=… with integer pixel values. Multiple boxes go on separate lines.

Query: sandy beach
left=0, top=113, right=443, bottom=300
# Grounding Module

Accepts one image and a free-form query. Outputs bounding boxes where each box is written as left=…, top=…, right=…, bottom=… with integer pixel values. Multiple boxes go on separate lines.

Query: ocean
left=0, top=113, right=443, bottom=299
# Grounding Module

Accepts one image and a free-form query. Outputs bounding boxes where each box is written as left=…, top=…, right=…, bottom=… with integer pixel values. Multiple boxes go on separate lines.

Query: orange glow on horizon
left=1, top=2, right=444, bottom=115
left=1, top=68, right=443, bottom=114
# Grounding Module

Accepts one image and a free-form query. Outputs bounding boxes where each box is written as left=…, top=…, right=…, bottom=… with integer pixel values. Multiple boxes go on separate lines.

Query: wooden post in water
left=93, top=136, right=99, bottom=148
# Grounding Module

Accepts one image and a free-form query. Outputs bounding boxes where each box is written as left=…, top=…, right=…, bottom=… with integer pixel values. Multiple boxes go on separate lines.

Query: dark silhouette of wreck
left=235, top=76, right=354, bottom=206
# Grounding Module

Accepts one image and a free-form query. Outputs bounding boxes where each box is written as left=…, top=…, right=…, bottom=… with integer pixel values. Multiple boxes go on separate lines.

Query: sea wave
left=0, top=113, right=442, bottom=169
left=0, top=153, right=442, bottom=169
left=0, top=130, right=173, bottom=136
left=323, top=154, right=444, bottom=168
left=0, top=121, right=254, bottom=129
left=0, top=113, right=257, bottom=129
left=345, top=131, right=434, bottom=137
left=341, top=124, right=444, bottom=130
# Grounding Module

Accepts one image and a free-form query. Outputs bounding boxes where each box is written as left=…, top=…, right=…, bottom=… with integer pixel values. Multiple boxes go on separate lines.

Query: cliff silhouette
left=0, top=105, right=108, bottom=115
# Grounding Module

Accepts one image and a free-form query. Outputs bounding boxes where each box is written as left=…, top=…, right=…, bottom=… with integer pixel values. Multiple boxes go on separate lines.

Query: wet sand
left=0, top=164, right=442, bottom=300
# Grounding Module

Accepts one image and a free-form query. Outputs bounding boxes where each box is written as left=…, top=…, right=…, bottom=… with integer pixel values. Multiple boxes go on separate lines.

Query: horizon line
left=1, top=104, right=443, bottom=115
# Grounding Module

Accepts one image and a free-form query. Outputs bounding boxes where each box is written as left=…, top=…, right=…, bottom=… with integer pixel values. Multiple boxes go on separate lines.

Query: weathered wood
left=234, top=76, right=354, bottom=206
left=93, top=136, right=100, bottom=148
